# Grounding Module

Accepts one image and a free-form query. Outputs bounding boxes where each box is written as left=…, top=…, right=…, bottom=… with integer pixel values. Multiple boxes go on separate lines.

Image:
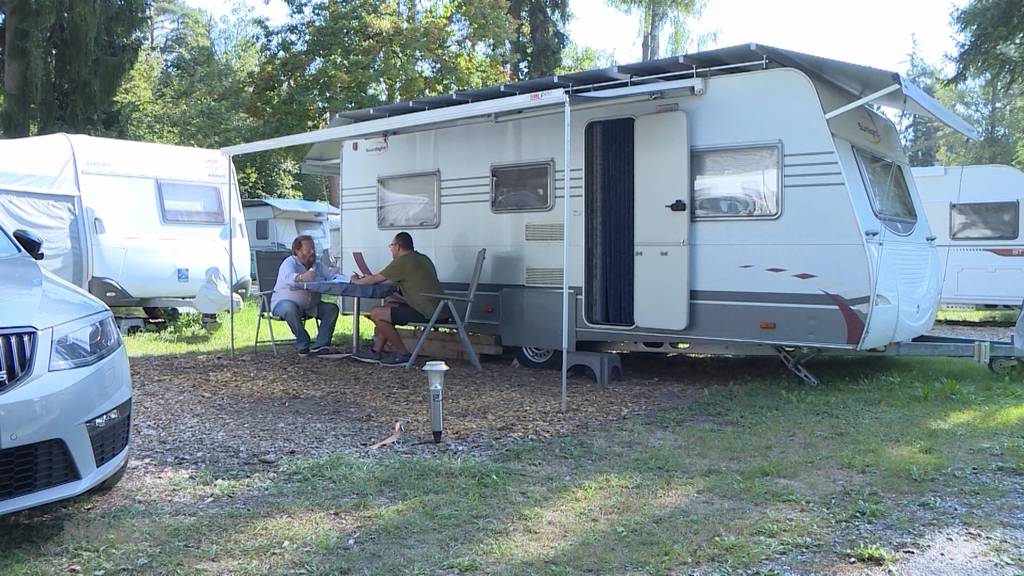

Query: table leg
left=351, top=296, right=360, bottom=353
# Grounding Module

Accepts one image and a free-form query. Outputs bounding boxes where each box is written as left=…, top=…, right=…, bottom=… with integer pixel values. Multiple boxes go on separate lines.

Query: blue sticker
left=177, top=268, right=189, bottom=282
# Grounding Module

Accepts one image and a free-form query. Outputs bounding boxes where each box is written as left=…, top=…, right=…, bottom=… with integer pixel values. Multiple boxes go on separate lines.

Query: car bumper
left=0, top=338, right=132, bottom=516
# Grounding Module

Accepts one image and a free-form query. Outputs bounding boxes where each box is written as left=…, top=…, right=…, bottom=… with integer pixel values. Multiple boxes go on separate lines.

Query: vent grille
left=525, top=222, right=564, bottom=241
left=0, top=439, right=80, bottom=502
left=525, top=267, right=564, bottom=286
left=0, top=331, right=35, bottom=393
left=88, top=400, right=132, bottom=469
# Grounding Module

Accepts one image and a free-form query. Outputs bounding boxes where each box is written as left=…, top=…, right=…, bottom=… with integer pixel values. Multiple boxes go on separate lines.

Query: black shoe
left=380, top=353, right=412, bottom=367
left=298, top=348, right=311, bottom=357
left=352, top=348, right=382, bottom=364
left=309, top=346, right=333, bottom=357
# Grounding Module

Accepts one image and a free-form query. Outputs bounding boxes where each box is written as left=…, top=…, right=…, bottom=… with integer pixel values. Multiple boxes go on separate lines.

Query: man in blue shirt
left=271, top=235, right=339, bottom=355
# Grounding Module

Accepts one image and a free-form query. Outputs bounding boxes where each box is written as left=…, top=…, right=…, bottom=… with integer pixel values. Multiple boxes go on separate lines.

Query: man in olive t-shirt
left=350, top=231, right=448, bottom=366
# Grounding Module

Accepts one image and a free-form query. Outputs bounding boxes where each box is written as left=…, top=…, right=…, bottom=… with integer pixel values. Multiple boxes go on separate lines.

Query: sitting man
left=350, top=231, right=447, bottom=366
left=270, top=234, right=340, bottom=356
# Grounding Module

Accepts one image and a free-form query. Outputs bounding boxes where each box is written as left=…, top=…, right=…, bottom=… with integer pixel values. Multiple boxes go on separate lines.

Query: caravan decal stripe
left=441, top=199, right=490, bottom=206
left=692, top=290, right=869, bottom=307
left=441, top=191, right=489, bottom=198
left=784, top=172, right=842, bottom=178
left=822, top=290, right=866, bottom=345
left=784, top=161, right=839, bottom=168
left=784, top=151, right=836, bottom=157
left=442, top=183, right=490, bottom=191
left=784, top=182, right=845, bottom=189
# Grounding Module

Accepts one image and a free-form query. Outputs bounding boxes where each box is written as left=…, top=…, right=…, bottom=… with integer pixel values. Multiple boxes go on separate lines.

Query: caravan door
left=634, top=112, right=690, bottom=330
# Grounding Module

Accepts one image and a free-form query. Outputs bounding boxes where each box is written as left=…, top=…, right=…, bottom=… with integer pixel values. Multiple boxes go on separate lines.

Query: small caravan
left=242, top=198, right=333, bottom=254
left=0, top=134, right=250, bottom=312
left=914, top=164, right=1024, bottom=308
left=227, top=44, right=1023, bottom=381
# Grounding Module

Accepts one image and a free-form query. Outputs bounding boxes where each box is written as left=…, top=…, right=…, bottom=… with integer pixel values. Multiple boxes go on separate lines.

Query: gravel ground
left=125, top=351, right=707, bottom=475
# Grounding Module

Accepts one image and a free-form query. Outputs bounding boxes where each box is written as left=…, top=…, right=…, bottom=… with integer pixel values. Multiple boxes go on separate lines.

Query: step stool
left=567, top=351, right=623, bottom=385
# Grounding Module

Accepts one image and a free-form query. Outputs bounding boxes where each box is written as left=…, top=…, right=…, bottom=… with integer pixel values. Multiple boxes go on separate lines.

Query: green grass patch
left=122, top=297, right=377, bottom=358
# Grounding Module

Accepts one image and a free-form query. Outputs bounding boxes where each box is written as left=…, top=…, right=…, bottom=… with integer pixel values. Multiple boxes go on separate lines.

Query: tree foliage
left=606, top=0, right=706, bottom=61
left=952, top=0, right=1024, bottom=86
left=0, top=0, right=147, bottom=137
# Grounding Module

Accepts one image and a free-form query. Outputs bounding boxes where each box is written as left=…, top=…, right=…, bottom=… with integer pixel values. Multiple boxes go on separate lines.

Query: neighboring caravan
left=0, top=134, right=250, bottom=312
left=230, top=44, right=1005, bottom=380
left=914, top=164, right=1024, bottom=308
left=242, top=198, right=333, bottom=253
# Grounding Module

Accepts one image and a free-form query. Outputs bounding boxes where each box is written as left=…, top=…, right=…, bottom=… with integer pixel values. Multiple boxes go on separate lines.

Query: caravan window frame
left=949, top=200, right=1020, bottom=241
left=690, top=143, right=783, bottom=221
left=489, top=160, right=555, bottom=213
left=156, top=180, right=225, bottom=225
left=376, top=170, right=441, bottom=230
left=853, top=148, right=917, bottom=234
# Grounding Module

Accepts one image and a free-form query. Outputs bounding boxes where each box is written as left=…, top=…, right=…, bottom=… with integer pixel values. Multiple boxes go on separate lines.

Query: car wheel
left=515, top=346, right=561, bottom=369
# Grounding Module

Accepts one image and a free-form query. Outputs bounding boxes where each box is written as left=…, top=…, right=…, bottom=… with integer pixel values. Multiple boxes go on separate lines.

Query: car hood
left=0, top=255, right=107, bottom=330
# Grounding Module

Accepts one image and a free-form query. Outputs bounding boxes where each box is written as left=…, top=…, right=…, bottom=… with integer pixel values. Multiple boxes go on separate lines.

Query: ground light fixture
left=422, top=361, right=448, bottom=443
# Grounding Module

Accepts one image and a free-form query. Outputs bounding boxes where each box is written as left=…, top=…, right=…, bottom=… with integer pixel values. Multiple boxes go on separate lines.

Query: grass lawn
left=122, top=297, right=376, bottom=358
left=2, top=342, right=1023, bottom=574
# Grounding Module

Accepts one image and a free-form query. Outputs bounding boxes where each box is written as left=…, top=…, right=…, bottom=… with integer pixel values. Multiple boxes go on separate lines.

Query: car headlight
left=50, top=313, right=122, bottom=371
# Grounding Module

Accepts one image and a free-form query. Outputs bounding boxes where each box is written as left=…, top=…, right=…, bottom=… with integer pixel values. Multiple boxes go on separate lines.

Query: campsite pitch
left=1, top=346, right=1022, bottom=575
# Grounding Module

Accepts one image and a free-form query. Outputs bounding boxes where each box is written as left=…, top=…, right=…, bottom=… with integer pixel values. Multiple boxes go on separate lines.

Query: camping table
left=299, top=281, right=397, bottom=352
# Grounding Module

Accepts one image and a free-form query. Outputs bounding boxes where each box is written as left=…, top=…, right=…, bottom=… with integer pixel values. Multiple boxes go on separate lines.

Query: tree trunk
left=1, top=0, right=30, bottom=137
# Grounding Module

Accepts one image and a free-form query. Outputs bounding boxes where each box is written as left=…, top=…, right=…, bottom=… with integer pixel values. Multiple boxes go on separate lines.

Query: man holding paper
left=350, top=231, right=447, bottom=366
left=271, top=234, right=340, bottom=356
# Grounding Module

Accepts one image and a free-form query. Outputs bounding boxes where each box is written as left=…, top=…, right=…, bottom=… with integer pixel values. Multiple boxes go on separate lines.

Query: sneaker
left=352, top=348, right=382, bottom=364
left=380, top=353, right=412, bottom=367
left=309, top=346, right=333, bottom=357
left=297, top=348, right=310, bottom=357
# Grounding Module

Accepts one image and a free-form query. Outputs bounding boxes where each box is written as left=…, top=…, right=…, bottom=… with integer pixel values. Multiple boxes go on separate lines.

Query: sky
left=185, top=0, right=968, bottom=74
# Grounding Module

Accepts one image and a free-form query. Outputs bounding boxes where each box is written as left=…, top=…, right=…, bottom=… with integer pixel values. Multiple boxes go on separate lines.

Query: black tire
left=92, top=458, right=128, bottom=493
left=514, top=346, right=562, bottom=370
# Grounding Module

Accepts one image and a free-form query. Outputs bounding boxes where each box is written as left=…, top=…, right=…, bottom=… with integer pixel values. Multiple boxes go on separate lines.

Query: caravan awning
left=748, top=44, right=979, bottom=140
left=242, top=197, right=333, bottom=215
left=220, top=42, right=979, bottom=163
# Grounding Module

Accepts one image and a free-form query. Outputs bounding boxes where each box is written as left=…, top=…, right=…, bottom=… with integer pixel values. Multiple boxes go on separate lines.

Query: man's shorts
left=390, top=303, right=429, bottom=325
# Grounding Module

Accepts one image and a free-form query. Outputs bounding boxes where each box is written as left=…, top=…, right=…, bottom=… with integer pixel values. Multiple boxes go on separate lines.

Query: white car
left=0, top=224, right=132, bottom=515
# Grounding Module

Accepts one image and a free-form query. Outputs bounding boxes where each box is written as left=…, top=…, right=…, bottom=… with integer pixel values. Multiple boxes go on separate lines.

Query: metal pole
left=227, top=154, right=235, bottom=356
left=561, top=93, right=571, bottom=413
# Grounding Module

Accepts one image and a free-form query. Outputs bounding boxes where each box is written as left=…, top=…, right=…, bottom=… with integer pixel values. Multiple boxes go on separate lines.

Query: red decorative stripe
left=986, top=248, right=1024, bottom=257
left=793, top=273, right=816, bottom=280
left=822, top=290, right=865, bottom=346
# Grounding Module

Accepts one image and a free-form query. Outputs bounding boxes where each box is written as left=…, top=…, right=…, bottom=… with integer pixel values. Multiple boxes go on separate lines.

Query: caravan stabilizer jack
left=775, top=347, right=820, bottom=386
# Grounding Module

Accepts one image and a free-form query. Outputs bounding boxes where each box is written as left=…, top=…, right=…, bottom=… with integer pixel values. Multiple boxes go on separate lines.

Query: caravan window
left=158, top=182, right=224, bottom=224
left=295, top=220, right=327, bottom=242
left=692, top=146, right=781, bottom=218
left=377, top=172, right=439, bottom=229
left=491, top=161, right=553, bottom=212
left=854, top=149, right=916, bottom=226
left=950, top=201, right=1019, bottom=240
left=255, top=220, right=269, bottom=240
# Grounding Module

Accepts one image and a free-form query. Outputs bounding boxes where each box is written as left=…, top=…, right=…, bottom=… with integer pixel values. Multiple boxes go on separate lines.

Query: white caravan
left=229, top=44, right=1024, bottom=381
left=243, top=198, right=333, bottom=253
left=914, top=164, right=1024, bottom=309
left=0, top=134, right=250, bottom=312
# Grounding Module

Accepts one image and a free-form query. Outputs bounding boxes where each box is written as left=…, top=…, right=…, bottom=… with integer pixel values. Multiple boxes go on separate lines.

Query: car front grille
left=87, top=399, right=132, bottom=468
left=0, top=330, right=35, bottom=393
left=0, top=439, right=81, bottom=502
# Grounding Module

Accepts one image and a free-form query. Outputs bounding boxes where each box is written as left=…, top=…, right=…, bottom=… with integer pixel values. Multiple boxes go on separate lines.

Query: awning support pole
left=561, top=92, right=570, bottom=413
left=824, top=83, right=900, bottom=120
left=227, top=154, right=235, bottom=357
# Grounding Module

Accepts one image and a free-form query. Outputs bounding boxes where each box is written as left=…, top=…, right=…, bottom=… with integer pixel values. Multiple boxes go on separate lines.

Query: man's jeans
left=272, top=300, right=339, bottom=351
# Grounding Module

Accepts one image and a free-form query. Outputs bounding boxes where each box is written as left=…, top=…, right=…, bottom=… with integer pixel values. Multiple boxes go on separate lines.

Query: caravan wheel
left=515, top=347, right=561, bottom=370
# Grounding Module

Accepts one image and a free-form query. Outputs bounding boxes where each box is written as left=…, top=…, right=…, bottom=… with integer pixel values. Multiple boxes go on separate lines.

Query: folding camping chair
left=253, top=250, right=319, bottom=355
left=404, top=248, right=486, bottom=370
